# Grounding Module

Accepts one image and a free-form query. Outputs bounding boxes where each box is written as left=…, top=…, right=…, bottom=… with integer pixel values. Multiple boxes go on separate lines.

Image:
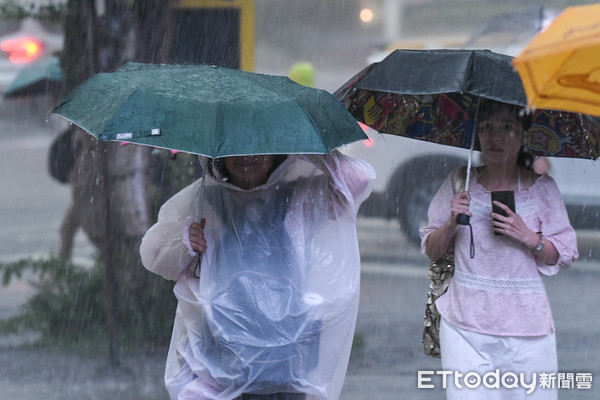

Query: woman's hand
left=451, top=191, right=472, bottom=221
left=425, top=192, right=471, bottom=261
left=491, top=201, right=538, bottom=247
left=492, top=201, right=560, bottom=264
left=188, top=218, right=207, bottom=254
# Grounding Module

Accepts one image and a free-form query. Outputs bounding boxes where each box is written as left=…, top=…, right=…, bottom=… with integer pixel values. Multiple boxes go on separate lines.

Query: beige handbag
left=422, top=168, right=467, bottom=358
left=422, top=253, right=454, bottom=358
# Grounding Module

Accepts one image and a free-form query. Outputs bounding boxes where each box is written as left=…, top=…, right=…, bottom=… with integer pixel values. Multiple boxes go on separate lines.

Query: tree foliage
left=0, top=256, right=177, bottom=350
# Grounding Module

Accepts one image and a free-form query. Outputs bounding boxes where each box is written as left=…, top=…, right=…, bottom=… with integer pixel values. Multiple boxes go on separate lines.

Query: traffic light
left=170, top=0, right=255, bottom=71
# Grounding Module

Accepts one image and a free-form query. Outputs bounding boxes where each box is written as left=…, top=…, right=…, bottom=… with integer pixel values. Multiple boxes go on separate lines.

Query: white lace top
left=420, top=168, right=579, bottom=336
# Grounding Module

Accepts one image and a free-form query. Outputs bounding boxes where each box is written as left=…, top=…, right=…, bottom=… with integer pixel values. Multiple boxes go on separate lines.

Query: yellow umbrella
left=512, top=3, right=600, bottom=116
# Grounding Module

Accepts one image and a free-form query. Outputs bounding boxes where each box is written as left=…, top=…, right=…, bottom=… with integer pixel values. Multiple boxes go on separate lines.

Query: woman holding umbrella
left=420, top=100, right=578, bottom=399
left=140, top=151, right=375, bottom=400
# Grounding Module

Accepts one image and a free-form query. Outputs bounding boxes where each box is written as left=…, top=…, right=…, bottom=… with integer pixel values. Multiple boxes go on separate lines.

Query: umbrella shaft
left=465, top=155, right=472, bottom=192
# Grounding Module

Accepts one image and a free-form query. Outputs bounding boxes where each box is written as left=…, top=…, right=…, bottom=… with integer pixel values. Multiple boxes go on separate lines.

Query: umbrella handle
left=454, top=162, right=475, bottom=259
left=456, top=147, right=472, bottom=225
left=193, top=170, right=207, bottom=279
left=456, top=214, right=470, bottom=225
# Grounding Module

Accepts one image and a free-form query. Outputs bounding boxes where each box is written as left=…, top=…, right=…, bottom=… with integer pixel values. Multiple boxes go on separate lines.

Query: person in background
left=140, top=150, right=374, bottom=400
left=420, top=100, right=578, bottom=400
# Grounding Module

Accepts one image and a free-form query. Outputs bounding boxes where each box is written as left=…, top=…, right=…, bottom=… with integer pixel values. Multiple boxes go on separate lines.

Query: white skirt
left=439, top=318, right=557, bottom=400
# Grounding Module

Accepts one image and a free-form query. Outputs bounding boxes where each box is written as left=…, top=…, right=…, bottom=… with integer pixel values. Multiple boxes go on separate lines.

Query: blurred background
left=1, top=1, right=599, bottom=399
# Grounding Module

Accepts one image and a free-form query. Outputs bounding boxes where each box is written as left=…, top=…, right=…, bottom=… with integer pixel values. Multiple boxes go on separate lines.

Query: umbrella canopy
left=335, top=49, right=600, bottom=160
left=3, top=55, right=63, bottom=98
left=51, top=63, right=367, bottom=158
left=512, top=3, right=600, bottom=117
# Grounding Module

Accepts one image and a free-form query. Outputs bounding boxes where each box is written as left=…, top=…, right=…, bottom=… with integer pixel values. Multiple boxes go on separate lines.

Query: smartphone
left=491, top=190, right=515, bottom=235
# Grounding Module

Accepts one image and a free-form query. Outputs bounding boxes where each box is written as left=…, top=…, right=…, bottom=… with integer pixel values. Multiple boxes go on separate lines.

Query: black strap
left=468, top=222, right=475, bottom=259
left=193, top=253, right=201, bottom=279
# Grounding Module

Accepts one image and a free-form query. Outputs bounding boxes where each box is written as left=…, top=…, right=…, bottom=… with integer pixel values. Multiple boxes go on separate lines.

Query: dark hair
left=477, top=99, right=531, bottom=131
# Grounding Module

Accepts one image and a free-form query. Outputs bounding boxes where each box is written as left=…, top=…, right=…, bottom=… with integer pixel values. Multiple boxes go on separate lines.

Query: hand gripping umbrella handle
left=193, top=170, right=207, bottom=279
left=455, top=155, right=475, bottom=259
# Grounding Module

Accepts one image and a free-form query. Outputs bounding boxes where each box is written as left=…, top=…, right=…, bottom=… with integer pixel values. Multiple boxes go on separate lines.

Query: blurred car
left=343, top=126, right=600, bottom=248
left=342, top=127, right=472, bottom=246
left=0, top=18, right=63, bottom=91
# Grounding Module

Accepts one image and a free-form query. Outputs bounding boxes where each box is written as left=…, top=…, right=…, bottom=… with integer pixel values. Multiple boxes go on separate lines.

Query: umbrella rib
left=235, top=74, right=330, bottom=154
left=50, top=111, right=98, bottom=139
left=294, top=95, right=329, bottom=154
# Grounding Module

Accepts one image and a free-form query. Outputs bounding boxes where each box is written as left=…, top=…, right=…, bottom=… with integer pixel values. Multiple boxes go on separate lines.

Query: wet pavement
left=1, top=253, right=598, bottom=399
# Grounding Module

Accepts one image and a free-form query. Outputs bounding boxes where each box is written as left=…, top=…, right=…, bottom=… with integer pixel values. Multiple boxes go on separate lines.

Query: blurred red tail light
left=0, top=37, right=43, bottom=63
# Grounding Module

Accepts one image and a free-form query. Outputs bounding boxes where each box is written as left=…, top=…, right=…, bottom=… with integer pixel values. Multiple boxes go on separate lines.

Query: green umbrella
left=51, top=63, right=366, bottom=157
left=3, top=55, right=63, bottom=98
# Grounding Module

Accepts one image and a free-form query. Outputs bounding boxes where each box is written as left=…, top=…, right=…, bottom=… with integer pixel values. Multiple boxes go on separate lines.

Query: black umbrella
left=335, top=49, right=600, bottom=224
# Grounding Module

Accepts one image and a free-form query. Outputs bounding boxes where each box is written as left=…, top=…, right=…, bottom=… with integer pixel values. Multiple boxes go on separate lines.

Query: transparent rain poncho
left=140, top=151, right=375, bottom=400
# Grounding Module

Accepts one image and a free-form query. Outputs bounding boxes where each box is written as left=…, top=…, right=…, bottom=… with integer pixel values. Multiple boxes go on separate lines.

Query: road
left=0, top=97, right=599, bottom=399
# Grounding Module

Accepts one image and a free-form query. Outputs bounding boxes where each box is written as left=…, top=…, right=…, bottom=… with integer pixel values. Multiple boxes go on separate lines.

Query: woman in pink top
left=420, top=100, right=578, bottom=400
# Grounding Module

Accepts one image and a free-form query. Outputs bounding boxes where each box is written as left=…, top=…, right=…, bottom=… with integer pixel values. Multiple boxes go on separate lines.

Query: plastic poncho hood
left=140, top=151, right=375, bottom=400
